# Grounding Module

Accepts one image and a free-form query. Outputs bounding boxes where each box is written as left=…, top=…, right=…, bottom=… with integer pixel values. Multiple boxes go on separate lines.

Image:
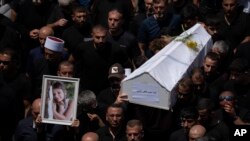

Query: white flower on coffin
left=174, top=25, right=199, bottom=52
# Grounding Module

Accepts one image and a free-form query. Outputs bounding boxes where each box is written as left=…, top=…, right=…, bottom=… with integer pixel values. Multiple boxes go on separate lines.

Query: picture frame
left=40, top=75, right=80, bottom=125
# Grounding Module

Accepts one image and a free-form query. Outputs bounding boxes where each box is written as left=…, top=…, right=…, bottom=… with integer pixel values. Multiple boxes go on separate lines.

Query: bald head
left=81, top=132, right=99, bottom=141
left=189, top=124, right=206, bottom=141
left=32, top=98, right=41, bottom=110
left=39, top=26, right=54, bottom=36
left=32, top=98, right=41, bottom=120
left=39, top=26, right=54, bottom=47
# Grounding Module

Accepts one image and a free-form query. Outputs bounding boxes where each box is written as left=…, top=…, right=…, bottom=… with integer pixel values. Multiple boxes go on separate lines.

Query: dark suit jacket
left=14, top=116, right=44, bottom=141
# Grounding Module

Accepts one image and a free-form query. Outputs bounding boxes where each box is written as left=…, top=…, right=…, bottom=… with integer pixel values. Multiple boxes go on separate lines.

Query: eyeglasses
left=219, top=96, right=234, bottom=101
left=0, top=60, right=10, bottom=65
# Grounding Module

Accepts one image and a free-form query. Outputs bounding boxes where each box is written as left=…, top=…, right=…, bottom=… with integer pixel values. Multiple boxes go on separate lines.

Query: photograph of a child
left=41, top=75, right=79, bottom=125
left=47, top=81, right=74, bottom=120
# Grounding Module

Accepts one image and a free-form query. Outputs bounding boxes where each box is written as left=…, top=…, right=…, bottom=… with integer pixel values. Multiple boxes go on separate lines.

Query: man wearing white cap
left=26, top=26, right=54, bottom=75
left=44, top=36, right=65, bottom=61
left=29, top=36, right=68, bottom=99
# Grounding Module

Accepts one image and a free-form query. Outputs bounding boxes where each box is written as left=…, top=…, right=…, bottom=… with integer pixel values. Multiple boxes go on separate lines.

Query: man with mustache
left=216, top=0, right=250, bottom=53
left=71, top=25, right=129, bottom=95
left=137, top=0, right=181, bottom=58
left=62, top=5, right=92, bottom=54
left=107, top=9, right=140, bottom=61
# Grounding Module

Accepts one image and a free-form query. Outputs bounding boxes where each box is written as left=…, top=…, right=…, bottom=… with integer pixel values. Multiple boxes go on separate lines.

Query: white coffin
left=121, top=23, right=213, bottom=110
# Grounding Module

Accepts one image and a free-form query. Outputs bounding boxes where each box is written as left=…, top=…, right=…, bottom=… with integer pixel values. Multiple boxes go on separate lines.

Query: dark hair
left=190, top=67, right=203, bottom=77
left=196, top=98, right=215, bottom=112
left=219, top=90, right=236, bottom=99
left=52, top=81, right=66, bottom=90
left=92, top=24, right=107, bottom=33
left=229, top=58, right=249, bottom=73
left=126, top=119, right=143, bottom=128
left=0, top=48, right=21, bottom=68
left=149, top=38, right=167, bottom=53
left=180, top=106, right=199, bottom=120
left=205, top=51, right=220, bottom=62
left=108, top=8, right=124, bottom=19
left=177, top=77, right=194, bottom=93
left=52, top=81, right=67, bottom=104
left=204, top=14, right=220, bottom=27
left=58, top=60, right=74, bottom=71
left=153, top=0, right=167, bottom=5
left=181, top=4, right=200, bottom=21
left=106, top=103, right=124, bottom=114
left=134, top=55, right=148, bottom=68
left=71, top=3, right=87, bottom=14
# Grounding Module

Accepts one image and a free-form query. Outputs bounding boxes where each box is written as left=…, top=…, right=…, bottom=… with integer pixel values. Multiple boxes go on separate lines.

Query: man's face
left=206, top=25, right=218, bottom=36
left=39, top=32, right=50, bottom=48
left=153, top=1, right=166, bottom=19
left=145, top=0, right=153, bottom=13
left=57, top=65, right=74, bottom=77
left=126, top=126, right=143, bottom=141
left=108, top=11, right=123, bottom=33
left=219, top=91, right=235, bottom=108
left=229, top=70, right=241, bottom=80
left=106, top=107, right=123, bottom=128
left=109, top=77, right=122, bottom=92
left=191, top=71, right=205, bottom=93
left=32, top=105, right=40, bottom=120
left=203, top=57, right=218, bottom=76
left=222, top=0, right=237, bottom=17
left=205, top=25, right=221, bottom=41
left=177, top=85, right=192, bottom=103
left=0, top=53, right=11, bottom=72
left=92, top=29, right=107, bottom=48
left=183, top=19, right=197, bottom=30
left=198, top=109, right=210, bottom=124
left=44, top=48, right=62, bottom=63
left=181, top=118, right=196, bottom=133
left=72, top=11, right=87, bottom=26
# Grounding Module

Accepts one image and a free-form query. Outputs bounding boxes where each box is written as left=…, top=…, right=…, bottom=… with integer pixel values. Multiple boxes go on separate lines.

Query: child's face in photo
left=53, top=88, right=65, bottom=103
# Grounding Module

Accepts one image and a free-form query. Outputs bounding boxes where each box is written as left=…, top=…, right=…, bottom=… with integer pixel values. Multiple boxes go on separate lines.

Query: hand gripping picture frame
left=40, top=75, right=80, bottom=125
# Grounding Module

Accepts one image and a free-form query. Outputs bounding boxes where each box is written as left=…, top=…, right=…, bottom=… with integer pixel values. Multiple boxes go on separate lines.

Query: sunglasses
left=0, top=60, right=10, bottom=65
left=219, top=96, right=234, bottom=101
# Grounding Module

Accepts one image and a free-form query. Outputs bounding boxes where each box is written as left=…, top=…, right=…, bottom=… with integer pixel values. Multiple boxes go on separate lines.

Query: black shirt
left=96, top=126, right=126, bottom=141
left=73, top=41, right=128, bottom=95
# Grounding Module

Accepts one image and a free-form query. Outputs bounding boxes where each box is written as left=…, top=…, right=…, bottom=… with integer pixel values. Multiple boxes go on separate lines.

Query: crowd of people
left=1, top=0, right=250, bottom=141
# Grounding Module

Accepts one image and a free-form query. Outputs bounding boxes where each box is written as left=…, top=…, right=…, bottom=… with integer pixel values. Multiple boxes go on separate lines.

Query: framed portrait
left=40, top=75, right=80, bottom=125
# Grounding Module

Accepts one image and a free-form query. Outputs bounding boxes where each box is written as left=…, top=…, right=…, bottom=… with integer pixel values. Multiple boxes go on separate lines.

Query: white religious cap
left=0, top=4, right=11, bottom=19
left=44, top=36, right=64, bottom=52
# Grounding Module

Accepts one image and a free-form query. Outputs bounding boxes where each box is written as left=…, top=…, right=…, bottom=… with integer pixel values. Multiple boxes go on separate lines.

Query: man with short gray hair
left=76, top=90, right=105, bottom=141
left=126, top=119, right=144, bottom=141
